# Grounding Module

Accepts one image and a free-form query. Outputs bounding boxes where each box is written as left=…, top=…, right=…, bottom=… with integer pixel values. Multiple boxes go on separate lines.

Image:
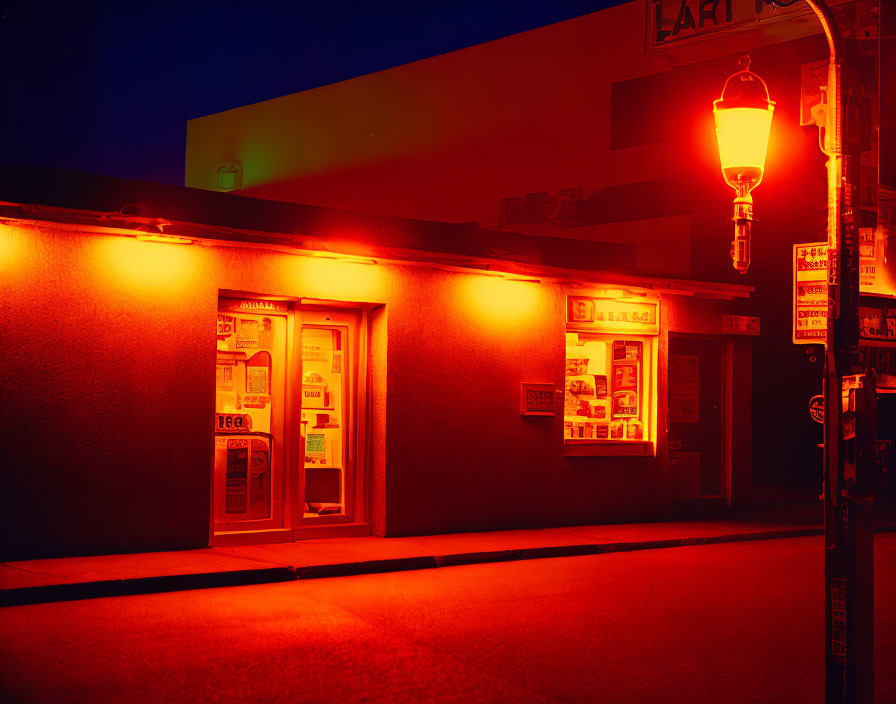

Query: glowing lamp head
left=713, top=69, right=775, bottom=195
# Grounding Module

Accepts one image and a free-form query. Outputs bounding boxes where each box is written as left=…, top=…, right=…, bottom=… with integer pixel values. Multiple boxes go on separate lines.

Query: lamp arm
left=801, top=0, right=844, bottom=63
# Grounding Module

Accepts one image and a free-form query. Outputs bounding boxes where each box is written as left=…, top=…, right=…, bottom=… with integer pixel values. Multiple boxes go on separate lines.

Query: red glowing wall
left=0, top=222, right=750, bottom=559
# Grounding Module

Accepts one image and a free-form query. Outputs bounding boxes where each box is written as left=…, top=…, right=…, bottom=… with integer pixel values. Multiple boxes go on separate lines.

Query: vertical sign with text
left=794, top=242, right=829, bottom=344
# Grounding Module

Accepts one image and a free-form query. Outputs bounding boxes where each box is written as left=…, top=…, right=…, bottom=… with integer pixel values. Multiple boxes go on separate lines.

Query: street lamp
left=712, top=58, right=775, bottom=274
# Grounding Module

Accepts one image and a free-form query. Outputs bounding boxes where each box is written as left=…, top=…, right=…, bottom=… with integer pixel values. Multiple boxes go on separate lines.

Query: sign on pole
left=809, top=395, right=824, bottom=424
left=794, top=242, right=829, bottom=344
left=794, top=231, right=894, bottom=345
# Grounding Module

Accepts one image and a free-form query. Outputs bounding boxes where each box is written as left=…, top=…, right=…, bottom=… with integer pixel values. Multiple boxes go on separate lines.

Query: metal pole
left=800, top=1, right=874, bottom=701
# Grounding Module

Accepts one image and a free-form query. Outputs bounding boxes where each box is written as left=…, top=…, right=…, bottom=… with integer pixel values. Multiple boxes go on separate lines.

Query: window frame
left=563, top=292, right=659, bottom=457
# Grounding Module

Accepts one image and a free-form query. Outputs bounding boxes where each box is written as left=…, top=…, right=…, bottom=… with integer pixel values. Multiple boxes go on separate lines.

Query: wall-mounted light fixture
left=217, top=163, right=242, bottom=191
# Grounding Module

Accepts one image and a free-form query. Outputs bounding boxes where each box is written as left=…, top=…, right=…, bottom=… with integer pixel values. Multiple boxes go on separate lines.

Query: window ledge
left=563, top=441, right=655, bottom=457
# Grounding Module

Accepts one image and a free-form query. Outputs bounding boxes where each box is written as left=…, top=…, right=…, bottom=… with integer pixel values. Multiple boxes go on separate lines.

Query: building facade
left=0, top=167, right=751, bottom=559
left=3, top=0, right=893, bottom=560
left=185, top=0, right=894, bottom=493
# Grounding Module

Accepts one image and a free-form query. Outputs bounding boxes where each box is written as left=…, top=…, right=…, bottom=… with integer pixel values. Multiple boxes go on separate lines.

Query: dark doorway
left=668, top=335, right=727, bottom=504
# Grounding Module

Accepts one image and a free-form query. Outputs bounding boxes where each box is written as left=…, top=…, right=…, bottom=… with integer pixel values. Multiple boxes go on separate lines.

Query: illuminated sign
left=215, top=413, right=253, bottom=433
left=794, top=234, right=894, bottom=344
left=793, top=243, right=829, bottom=344
left=567, top=296, right=659, bottom=334
left=520, top=383, right=557, bottom=416
left=227, top=299, right=289, bottom=314
left=859, top=302, right=896, bottom=343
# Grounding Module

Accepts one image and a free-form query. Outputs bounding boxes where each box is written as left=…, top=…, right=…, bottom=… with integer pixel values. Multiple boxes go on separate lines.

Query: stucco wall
left=1, top=222, right=749, bottom=558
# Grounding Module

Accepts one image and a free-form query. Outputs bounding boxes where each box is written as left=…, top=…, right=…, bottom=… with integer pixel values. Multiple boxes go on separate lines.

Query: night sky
left=2, top=1, right=623, bottom=186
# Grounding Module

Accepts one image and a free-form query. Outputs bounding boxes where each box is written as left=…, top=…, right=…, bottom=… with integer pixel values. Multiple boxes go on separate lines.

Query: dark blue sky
left=2, top=1, right=623, bottom=186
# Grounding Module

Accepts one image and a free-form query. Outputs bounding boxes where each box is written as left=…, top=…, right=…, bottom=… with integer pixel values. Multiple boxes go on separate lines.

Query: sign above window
left=567, top=296, right=659, bottom=335
left=220, top=298, right=289, bottom=315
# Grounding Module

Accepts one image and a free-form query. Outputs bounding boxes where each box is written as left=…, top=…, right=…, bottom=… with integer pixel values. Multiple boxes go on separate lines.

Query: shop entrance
left=213, top=298, right=367, bottom=540
left=668, top=334, right=728, bottom=504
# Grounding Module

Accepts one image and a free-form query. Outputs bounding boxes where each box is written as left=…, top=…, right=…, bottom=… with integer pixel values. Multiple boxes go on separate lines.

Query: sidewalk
left=1, top=504, right=845, bottom=607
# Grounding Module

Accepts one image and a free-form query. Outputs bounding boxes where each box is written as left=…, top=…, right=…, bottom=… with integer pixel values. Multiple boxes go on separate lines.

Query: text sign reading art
left=520, top=383, right=558, bottom=416
left=646, top=0, right=832, bottom=50
left=567, top=296, right=658, bottom=334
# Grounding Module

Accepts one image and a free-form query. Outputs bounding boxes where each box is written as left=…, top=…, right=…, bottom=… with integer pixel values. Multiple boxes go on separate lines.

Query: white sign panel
left=793, top=242, right=829, bottom=344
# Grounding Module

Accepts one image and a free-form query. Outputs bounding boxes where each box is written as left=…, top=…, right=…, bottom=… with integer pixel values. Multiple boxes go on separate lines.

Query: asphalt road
left=1, top=535, right=894, bottom=703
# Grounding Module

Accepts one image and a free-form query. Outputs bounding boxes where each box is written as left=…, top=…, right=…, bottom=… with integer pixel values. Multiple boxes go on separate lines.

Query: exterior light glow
left=463, top=274, right=540, bottom=324
left=713, top=60, right=774, bottom=274
left=714, top=107, right=773, bottom=186
left=135, top=234, right=194, bottom=245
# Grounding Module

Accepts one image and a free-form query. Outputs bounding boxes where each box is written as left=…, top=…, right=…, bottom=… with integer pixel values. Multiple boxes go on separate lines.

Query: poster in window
left=568, top=297, right=595, bottom=323
left=216, top=364, right=233, bottom=391
left=236, top=318, right=260, bottom=349
left=247, top=367, right=268, bottom=395
left=217, top=314, right=234, bottom=340
left=613, top=362, right=639, bottom=392
left=613, top=340, right=642, bottom=362
left=257, top=318, right=273, bottom=350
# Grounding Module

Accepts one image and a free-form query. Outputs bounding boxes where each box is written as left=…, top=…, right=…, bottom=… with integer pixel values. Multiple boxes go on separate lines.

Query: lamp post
left=713, top=3, right=875, bottom=702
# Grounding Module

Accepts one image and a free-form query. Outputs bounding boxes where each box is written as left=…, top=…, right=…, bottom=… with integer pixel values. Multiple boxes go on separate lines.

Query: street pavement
left=1, top=534, right=894, bottom=703
left=1, top=508, right=831, bottom=606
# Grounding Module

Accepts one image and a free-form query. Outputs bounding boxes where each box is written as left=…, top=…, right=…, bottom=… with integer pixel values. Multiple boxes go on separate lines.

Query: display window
left=564, top=293, right=658, bottom=450
left=564, top=334, right=653, bottom=442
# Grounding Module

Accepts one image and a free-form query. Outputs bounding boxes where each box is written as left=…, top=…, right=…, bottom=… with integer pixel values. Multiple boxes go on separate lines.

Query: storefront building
left=185, top=0, right=894, bottom=493
left=0, top=166, right=752, bottom=559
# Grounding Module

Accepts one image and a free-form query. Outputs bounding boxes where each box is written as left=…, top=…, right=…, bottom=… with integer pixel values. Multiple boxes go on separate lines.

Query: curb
left=0, top=526, right=833, bottom=608
left=0, top=567, right=297, bottom=608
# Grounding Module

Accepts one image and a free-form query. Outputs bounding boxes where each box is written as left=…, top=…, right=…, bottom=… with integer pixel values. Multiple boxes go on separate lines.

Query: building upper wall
left=185, top=1, right=833, bottom=233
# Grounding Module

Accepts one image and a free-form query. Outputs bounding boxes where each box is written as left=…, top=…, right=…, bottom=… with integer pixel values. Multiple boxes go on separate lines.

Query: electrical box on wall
left=520, top=383, right=557, bottom=416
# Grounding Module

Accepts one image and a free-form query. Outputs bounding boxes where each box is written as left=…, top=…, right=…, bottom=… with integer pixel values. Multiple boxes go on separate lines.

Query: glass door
left=213, top=299, right=365, bottom=539
left=297, top=308, right=363, bottom=526
left=214, top=298, right=289, bottom=532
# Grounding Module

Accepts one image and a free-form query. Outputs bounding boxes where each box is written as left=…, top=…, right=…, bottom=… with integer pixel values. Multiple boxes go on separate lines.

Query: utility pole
left=797, top=1, right=876, bottom=702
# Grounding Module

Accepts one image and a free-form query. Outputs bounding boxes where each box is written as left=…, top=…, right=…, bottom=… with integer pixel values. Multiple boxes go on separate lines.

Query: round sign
left=808, top=395, right=824, bottom=424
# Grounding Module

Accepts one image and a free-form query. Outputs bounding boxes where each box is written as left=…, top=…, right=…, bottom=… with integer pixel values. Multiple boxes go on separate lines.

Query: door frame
left=667, top=332, right=733, bottom=508
left=211, top=293, right=371, bottom=546
left=292, top=304, right=370, bottom=538
left=212, top=299, right=290, bottom=535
